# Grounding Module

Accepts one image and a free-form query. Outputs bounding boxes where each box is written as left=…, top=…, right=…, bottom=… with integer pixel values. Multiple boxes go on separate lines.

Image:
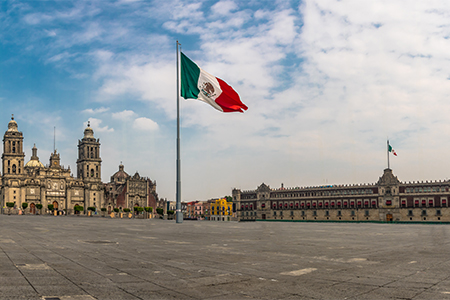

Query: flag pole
left=387, top=139, right=390, bottom=169
left=176, top=41, right=183, bottom=224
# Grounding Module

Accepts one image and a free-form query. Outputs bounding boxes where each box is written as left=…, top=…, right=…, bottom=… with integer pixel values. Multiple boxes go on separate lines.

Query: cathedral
left=1, top=116, right=157, bottom=215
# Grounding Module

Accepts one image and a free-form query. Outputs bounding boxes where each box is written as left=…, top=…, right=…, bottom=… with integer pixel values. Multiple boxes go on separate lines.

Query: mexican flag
left=388, top=144, right=397, bottom=156
left=180, top=52, right=248, bottom=113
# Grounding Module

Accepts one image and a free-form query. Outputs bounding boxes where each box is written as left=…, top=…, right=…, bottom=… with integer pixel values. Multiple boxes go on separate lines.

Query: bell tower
left=2, top=115, right=25, bottom=177
left=76, top=121, right=101, bottom=181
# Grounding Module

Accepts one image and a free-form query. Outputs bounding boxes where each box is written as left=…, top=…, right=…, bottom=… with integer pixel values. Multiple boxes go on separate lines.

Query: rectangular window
left=437, top=210, right=442, bottom=216
left=301, top=211, right=305, bottom=216
left=273, top=211, right=276, bottom=216
left=422, top=210, right=427, bottom=216
left=337, top=210, right=341, bottom=216
left=408, top=210, right=413, bottom=216
left=290, top=211, right=294, bottom=216
left=325, top=211, right=329, bottom=216
left=313, top=211, right=317, bottom=216
left=351, top=211, right=355, bottom=216
left=365, top=210, right=369, bottom=216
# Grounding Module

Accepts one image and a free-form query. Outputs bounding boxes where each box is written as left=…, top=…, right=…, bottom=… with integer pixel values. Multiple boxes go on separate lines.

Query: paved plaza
left=1, top=216, right=450, bottom=300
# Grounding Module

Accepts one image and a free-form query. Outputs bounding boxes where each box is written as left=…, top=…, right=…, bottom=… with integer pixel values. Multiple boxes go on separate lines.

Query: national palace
left=233, top=168, right=450, bottom=223
left=0, top=116, right=159, bottom=215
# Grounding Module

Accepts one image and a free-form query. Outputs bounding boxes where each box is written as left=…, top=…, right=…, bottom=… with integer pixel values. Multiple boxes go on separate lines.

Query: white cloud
left=132, top=117, right=158, bottom=131
left=82, top=107, right=110, bottom=114
left=86, top=118, right=114, bottom=133
left=112, top=110, right=136, bottom=120
left=211, top=1, right=237, bottom=16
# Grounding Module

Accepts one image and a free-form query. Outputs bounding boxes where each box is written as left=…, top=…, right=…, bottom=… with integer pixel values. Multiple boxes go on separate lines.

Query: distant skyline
left=2, top=1, right=450, bottom=201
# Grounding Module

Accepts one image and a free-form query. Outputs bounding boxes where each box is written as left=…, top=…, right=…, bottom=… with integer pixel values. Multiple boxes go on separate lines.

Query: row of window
left=271, top=189, right=375, bottom=198
left=405, top=187, right=448, bottom=193
left=240, top=200, right=378, bottom=210
left=401, top=199, right=447, bottom=207
left=273, top=210, right=369, bottom=217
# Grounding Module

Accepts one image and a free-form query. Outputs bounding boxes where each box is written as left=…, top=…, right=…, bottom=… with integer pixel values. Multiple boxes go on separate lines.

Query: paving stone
left=2, top=215, right=450, bottom=299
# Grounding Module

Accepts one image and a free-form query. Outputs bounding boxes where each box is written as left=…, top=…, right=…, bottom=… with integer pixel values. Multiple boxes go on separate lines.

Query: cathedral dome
left=84, top=121, right=94, bottom=139
left=25, top=144, right=44, bottom=168
left=25, top=159, right=44, bottom=168
left=111, top=163, right=129, bottom=182
left=7, top=115, right=18, bottom=132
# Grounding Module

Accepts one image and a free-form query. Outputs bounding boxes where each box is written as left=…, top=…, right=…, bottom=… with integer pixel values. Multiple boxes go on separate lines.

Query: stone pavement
left=1, top=215, right=450, bottom=300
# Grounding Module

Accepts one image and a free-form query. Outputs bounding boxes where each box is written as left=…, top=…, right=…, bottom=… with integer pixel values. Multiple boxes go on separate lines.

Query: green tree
left=123, top=208, right=130, bottom=212
left=74, top=205, right=84, bottom=214
left=88, top=207, right=96, bottom=211
left=36, top=203, right=43, bottom=214
left=6, top=202, right=14, bottom=215
left=114, top=208, right=119, bottom=213
left=156, top=207, right=164, bottom=215
left=225, top=196, right=233, bottom=202
left=21, top=202, right=28, bottom=214
left=48, top=204, right=54, bottom=211
left=144, top=206, right=152, bottom=213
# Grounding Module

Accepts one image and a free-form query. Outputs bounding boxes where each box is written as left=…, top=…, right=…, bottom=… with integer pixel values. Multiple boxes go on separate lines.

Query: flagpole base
left=176, top=211, right=183, bottom=223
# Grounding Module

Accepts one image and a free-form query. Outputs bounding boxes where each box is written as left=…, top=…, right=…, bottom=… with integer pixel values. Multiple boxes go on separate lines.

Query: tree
left=88, top=207, right=96, bottom=211
left=156, top=207, right=164, bottom=215
left=144, top=207, right=152, bottom=213
left=114, top=208, right=119, bottom=213
left=167, top=210, right=174, bottom=215
left=123, top=208, right=130, bottom=212
left=21, top=202, right=28, bottom=214
left=225, top=196, right=233, bottom=202
left=6, top=202, right=14, bottom=215
left=36, top=203, right=43, bottom=214
left=48, top=204, right=54, bottom=211
left=74, top=205, right=84, bottom=214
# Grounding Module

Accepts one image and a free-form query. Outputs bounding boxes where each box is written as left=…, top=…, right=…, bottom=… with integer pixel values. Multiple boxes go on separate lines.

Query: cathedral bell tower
left=2, top=115, right=25, bottom=177
left=76, top=121, right=101, bottom=181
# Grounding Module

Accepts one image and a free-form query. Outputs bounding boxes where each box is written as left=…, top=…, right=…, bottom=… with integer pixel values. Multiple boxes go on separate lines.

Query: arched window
left=12, top=141, right=15, bottom=153
left=90, top=169, right=94, bottom=177
left=12, top=164, right=16, bottom=174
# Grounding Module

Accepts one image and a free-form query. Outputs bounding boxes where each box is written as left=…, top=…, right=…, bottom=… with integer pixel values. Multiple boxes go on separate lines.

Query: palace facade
left=233, top=168, right=450, bottom=223
left=0, top=116, right=158, bottom=215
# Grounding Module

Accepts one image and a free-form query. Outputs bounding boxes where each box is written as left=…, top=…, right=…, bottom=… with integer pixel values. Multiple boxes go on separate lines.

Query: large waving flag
left=180, top=52, right=248, bottom=113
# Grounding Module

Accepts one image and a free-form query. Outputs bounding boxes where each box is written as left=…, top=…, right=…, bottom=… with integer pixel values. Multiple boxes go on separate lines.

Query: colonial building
left=0, top=116, right=158, bottom=215
left=234, top=168, right=450, bottom=223
left=104, top=163, right=158, bottom=213
left=210, top=198, right=233, bottom=221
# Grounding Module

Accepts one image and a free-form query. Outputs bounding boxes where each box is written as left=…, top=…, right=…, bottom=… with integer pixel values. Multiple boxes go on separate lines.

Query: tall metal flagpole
left=387, top=139, right=390, bottom=169
left=176, top=41, right=183, bottom=223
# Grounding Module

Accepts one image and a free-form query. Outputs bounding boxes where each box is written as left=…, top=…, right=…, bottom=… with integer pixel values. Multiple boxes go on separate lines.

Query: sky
left=1, top=0, right=450, bottom=202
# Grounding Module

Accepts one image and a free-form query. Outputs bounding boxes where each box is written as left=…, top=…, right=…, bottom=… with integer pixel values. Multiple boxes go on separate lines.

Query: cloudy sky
left=1, top=0, right=450, bottom=201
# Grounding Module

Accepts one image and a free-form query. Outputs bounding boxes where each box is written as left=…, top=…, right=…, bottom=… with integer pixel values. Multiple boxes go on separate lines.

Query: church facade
left=234, top=168, right=450, bottom=223
left=0, top=116, right=156, bottom=215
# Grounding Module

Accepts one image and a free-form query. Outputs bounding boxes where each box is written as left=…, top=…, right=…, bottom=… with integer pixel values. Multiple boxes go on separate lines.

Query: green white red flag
left=388, top=144, right=397, bottom=156
left=180, top=52, right=248, bottom=113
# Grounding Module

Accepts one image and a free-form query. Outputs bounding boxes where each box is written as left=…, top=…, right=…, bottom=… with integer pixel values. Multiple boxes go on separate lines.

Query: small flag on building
left=180, top=52, right=248, bottom=113
left=388, top=144, right=397, bottom=156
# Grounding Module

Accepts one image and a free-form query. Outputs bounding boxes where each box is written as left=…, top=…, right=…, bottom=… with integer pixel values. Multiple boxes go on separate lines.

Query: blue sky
left=1, top=0, right=450, bottom=201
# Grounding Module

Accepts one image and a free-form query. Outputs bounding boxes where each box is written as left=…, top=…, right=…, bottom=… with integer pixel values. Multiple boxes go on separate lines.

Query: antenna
left=53, top=126, right=56, bottom=152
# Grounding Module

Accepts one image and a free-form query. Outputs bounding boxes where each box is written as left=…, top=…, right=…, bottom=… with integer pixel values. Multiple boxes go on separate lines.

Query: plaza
left=1, top=215, right=450, bottom=299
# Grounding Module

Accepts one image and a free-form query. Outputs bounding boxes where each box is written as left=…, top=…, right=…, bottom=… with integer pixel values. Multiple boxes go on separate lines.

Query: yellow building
left=210, top=198, right=232, bottom=221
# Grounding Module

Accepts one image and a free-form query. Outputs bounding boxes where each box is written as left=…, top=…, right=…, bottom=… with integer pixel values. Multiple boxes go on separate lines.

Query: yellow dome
left=25, top=159, right=44, bottom=168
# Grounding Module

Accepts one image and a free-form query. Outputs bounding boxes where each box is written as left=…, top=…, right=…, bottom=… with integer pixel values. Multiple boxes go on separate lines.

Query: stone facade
left=0, top=116, right=158, bottom=215
left=104, top=164, right=157, bottom=213
left=234, top=168, right=450, bottom=223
